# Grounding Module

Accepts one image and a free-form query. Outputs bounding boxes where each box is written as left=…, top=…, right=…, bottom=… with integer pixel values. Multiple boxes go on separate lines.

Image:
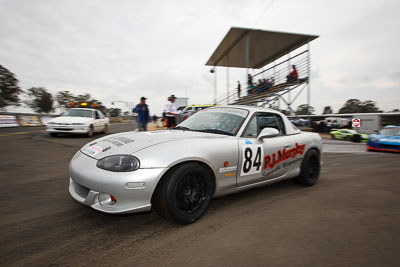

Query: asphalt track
left=1, top=123, right=399, bottom=266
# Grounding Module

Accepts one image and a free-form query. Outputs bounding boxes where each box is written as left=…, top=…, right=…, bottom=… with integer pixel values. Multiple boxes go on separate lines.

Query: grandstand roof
left=206, top=27, right=318, bottom=69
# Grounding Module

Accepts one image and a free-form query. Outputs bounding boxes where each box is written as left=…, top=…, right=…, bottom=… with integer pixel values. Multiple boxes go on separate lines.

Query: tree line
left=0, top=64, right=122, bottom=117
left=287, top=99, right=387, bottom=116
left=1, top=64, right=397, bottom=117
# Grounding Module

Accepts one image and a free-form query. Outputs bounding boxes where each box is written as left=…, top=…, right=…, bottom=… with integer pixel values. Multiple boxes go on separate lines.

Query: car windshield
left=379, top=128, right=400, bottom=136
left=63, top=109, right=93, bottom=118
left=175, top=107, right=249, bottom=136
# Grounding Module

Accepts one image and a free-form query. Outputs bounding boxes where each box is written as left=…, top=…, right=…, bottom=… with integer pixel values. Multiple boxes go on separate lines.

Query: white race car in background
left=69, top=106, right=322, bottom=224
left=47, top=108, right=109, bottom=137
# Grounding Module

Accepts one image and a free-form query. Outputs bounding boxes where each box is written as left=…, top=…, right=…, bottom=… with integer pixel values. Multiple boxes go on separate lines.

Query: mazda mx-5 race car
left=69, top=106, right=322, bottom=224
left=367, top=125, right=400, bottom=153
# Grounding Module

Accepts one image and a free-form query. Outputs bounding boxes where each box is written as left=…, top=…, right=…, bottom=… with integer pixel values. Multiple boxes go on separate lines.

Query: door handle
left=284, top=143, right=292, bottom=149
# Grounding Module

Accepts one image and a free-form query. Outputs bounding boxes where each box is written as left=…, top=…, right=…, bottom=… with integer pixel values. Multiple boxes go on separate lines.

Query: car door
left=237, top=112, right=295, bottom=187
left=97, top=110, right=107, bottom=131
left=93, top=110, right=103, bottom=132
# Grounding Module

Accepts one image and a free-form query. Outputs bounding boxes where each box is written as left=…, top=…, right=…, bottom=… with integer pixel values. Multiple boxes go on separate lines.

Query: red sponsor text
left=263, top=143, right=306, bottom=170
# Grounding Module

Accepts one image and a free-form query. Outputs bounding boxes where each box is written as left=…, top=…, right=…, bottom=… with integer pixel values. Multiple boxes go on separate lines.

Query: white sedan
left=47, top=108, right=109, bottom=137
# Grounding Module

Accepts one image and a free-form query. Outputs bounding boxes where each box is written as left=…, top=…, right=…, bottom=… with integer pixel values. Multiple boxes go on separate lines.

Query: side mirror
left=257, top=127, right=280, bottom=140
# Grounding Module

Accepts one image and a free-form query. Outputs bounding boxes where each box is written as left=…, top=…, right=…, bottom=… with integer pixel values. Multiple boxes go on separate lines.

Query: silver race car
left=69, top=106, right=322, bottom=224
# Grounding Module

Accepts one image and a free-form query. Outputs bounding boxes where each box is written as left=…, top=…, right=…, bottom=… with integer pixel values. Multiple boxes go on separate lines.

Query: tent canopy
left=206, top=27, right=318, bottom=69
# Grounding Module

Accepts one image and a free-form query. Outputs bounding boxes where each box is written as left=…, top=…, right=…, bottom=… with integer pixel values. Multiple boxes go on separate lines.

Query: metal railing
left=209, top=50, right=310, bottom=106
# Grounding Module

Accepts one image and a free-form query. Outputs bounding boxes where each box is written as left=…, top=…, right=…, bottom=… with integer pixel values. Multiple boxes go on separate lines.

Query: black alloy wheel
left=175, top=171, right=207, bottom=214
left=153, top=163, right=213, bottom=224
left=294, top=149, right=320, bottom=186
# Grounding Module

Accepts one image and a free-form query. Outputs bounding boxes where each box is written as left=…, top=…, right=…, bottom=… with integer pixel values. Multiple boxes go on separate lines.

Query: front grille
left=55, top=128, right=73, bottom=131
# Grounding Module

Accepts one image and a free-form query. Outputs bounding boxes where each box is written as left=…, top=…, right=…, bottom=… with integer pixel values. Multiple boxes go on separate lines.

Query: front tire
left=87, top=125, right=94, bottom=137
left=294, top=149, right=320, bottom=186
left=102, top=124, right=109, bottom=134
left=152, top=163, right=213, bottom=224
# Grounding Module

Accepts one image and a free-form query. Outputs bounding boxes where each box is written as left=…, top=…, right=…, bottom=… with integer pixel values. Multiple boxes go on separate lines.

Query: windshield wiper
left=195, top=129, right=234, bottom=136
left=173, top=126, right=192, bottom=131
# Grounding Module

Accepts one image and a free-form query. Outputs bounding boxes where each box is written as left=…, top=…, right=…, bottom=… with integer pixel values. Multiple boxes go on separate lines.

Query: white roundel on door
left=241, top=144, right=264, bottom=176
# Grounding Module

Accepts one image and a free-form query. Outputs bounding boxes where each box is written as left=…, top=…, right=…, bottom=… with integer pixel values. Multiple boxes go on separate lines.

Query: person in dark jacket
left=133, top=97, right=150, bottom=131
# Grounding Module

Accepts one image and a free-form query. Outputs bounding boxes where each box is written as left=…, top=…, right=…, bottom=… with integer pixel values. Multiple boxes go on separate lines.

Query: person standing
left=133, top=96, right=150, bottom=131
left=165, top=94, right=178, bottom=128
left=237, top=81, right=241, bottom=99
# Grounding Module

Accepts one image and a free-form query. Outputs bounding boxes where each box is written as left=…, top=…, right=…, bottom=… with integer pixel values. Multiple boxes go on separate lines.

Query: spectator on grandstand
left=286, top=65, right=298, bottom=83
left=256, top=78, right=273, bottom=94
left=270, top=77, right=275, bottom=86
left=237, top=81, right=241, bottom=99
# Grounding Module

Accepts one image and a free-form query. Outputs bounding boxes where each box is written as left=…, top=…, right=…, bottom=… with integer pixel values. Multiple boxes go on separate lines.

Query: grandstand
left=206, top=27, right=318, bottom=114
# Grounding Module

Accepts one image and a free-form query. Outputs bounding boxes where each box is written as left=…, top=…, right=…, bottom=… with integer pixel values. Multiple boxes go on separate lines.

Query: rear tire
left=331, top=134, right=335, bottom=140
left=294, top=149, right=320, bottom=186
left=152, top=163, right=213, bottom=224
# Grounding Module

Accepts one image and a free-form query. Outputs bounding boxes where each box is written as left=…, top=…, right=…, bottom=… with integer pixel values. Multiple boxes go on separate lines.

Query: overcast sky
left=1, top=0, right=399, bottom=115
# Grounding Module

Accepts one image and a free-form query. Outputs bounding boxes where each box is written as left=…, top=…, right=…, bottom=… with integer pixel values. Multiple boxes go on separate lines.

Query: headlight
left=96, top=155, right=140, bottom=172
left=369, top=137, right=376, bottom=142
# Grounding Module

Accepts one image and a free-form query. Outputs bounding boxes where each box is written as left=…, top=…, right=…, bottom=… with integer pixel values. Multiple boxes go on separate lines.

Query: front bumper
left=367, top=143, right=400, bottom=153
left=69, top=151, right=167, bottom=214
left=47, top=125, right=89, bottom=134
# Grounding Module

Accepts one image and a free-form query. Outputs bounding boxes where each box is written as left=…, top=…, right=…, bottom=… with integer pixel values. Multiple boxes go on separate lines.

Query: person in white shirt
left=165, top=94, right=178, bottom=128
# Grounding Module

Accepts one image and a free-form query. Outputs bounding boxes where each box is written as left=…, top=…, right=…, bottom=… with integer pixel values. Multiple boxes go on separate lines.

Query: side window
left=95, top=111, right=100, bottom=119
left=258, top=113, right=279, bottom=132
left=243, top=116, right=258, bottom=138
left=274, top=114, right=286, bottom=135
left=98, top=111, right=105, bottom=119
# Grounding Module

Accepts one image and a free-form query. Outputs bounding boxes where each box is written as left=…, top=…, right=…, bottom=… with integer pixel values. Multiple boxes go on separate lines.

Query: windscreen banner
left=0, top=115, right=19, bottom=127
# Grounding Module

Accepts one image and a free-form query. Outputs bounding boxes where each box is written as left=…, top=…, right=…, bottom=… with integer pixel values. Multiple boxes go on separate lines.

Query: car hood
left=50, top=116, right=93, bottom=124
left=80, top=130, right=227, bottom=160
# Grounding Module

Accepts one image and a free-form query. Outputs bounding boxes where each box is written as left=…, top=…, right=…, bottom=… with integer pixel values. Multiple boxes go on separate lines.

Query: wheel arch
left=305, top=146, right=321, bottom=159
left=150, top=160, right=216, bottom=205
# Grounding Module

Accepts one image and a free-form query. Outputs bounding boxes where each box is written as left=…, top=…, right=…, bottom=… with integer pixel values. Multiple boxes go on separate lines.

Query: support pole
left=226, top=54, right=230, bottom=104
left=245, top=33, right=250, bottom=105
left=214, top=67, right=217, bottom=106
left=287, top=53, right=292, bottom=114
left=307, top=43, right=311, bottom=126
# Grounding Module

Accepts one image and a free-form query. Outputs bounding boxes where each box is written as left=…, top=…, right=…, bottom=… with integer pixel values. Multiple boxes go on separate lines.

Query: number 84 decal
left=241, top=144, right=264, bottom=176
